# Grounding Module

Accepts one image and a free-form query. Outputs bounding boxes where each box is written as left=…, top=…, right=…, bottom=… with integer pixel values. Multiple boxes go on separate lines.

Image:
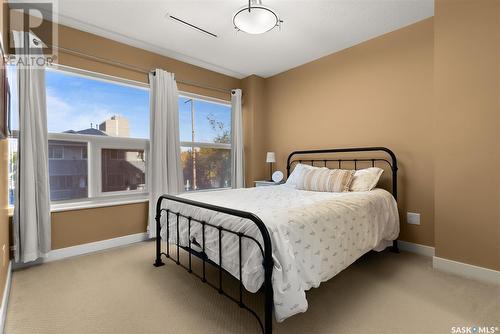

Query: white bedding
left=160, top=185, right=399, bottom=322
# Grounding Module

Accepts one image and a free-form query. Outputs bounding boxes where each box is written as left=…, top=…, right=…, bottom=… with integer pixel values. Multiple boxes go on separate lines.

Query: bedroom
left=0, top=0, right=498, bottom=333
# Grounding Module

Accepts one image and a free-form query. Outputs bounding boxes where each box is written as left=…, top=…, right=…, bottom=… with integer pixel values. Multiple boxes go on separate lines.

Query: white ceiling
left=52, top=0, right=434, bottom=79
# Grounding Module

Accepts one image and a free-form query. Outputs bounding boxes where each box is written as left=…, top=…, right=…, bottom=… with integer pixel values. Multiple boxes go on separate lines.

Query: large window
left=179, top=96, right=231, bottom=191
left=8, top=67, right=149, bottom=205
left=7, top=66, right=233, bottom=208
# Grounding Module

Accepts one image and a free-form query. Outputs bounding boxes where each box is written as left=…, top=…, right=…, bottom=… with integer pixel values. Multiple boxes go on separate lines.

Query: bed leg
left=263, top=254, right=273, bottom=333
left=391, top=240, right=400, bottom=253
left=154, top=211, right=165, bottom=267
left=264, top=285, right=273, bottom=334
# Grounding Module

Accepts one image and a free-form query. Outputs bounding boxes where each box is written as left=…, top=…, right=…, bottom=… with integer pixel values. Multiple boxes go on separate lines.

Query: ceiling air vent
left=166, top=13, right=218, bottom=38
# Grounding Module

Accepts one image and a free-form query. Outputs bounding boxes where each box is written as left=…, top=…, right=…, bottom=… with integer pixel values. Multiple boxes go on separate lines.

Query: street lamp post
left=185, top=98, right=197, bottom=190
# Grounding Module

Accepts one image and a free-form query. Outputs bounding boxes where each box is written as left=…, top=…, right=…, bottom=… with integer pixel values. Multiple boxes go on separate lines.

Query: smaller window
left=101, top=148, right=146, bottom=193
left=48, top=141, right=88, bottom=201
left=7, top=66, right=150, bottom=209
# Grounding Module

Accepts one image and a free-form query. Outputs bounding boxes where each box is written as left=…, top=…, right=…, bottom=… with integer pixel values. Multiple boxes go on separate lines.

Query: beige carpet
left=5, top=241, right=500, bottom=334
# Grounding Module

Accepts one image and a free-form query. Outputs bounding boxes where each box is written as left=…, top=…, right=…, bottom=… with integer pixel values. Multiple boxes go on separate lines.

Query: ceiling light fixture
left=233, top=0, right=283, bottom=35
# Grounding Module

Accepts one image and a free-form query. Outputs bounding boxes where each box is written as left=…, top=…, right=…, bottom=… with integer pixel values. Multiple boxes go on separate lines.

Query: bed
left=153, top=147, right=400, bottom=333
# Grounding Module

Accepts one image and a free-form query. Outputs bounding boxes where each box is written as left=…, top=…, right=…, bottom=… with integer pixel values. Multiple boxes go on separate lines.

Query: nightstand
left=254, top=180, right=282, bottom=187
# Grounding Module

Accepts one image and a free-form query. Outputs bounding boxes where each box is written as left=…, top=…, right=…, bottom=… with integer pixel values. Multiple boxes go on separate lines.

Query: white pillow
left=285, top=163, right=315, bottom=188
left=349, top=167, right=384, bottom=192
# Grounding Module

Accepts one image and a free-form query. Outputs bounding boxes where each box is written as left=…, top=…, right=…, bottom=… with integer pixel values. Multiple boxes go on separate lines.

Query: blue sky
left=179, top=97, right=231, bottom=143
left=9, top=68, right=231, bottom=142
left=45, top=70, right=150, bottom=138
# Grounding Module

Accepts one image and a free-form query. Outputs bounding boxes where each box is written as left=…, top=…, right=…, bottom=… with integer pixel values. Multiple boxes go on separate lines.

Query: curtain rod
left=50, top=44, right=233, bottom=94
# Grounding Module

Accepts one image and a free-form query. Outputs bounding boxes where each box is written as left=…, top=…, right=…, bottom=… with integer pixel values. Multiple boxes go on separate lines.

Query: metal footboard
left=153, top=194, right=274, bottom=334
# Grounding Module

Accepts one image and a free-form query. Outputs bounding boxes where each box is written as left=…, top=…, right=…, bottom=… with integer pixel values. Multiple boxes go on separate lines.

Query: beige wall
left=51, top=203, right=148, bottom=249
left=434, top=0, right=500, bottom=270
left=241, top=75, right=269, bottom=186
left=262, top=1, right=500, bottom=271
left=264, top=19, right=435, bottom=246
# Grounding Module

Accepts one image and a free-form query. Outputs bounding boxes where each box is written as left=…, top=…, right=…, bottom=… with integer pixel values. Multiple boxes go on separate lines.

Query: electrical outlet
left=407, top=212, right=421, bottom=225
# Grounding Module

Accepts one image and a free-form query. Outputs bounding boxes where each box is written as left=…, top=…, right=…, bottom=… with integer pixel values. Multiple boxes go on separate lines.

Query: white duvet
left=160, top=185, right=399, bottom=322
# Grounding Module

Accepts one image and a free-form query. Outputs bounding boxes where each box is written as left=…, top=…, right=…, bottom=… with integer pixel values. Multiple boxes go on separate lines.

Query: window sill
left=6, top=187, right=232, bottom=217
left=50, top=196, right=149, bottom=213
left=8, top=196, right=150, bottom=217
left=7, top=196, right=150, bottom=217
left=48, top=188, right=231, bottom=213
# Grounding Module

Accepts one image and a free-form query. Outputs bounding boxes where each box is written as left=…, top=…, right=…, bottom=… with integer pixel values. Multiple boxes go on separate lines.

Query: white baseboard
left=0, top=261, right=12, bottom=334
left=14, top=232, right=149, bottom=270
left=433, top=256, right=500, bottom=286
left=398, top=240, right=435, bottom=257
left=48, top=232, right=149, bottom=262
left=397, top=241, right=499, bottom=286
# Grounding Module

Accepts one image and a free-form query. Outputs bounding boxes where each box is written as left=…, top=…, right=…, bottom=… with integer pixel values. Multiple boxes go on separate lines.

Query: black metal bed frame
left=154, top=147, right=399, bottom=334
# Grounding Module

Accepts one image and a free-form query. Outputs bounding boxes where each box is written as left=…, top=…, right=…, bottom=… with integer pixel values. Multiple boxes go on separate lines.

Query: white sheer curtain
left=231, top=89, right=245, bottom=188
left=148, top=69, right=182, bottom=238
left=12, top=31, right=51, bottom=263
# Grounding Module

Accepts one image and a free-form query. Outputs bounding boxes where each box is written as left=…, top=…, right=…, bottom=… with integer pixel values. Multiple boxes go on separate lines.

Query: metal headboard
left=286, top=147, right=398, bottom=200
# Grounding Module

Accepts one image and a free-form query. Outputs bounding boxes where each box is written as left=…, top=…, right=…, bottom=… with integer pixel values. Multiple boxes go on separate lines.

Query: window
left=48, top=141, right=88, bottom=201
left=101, top=148, right=146, bottom=193
left=179, top=96, right=232, bottom=191
left=7, top=66, right=150, bottom=206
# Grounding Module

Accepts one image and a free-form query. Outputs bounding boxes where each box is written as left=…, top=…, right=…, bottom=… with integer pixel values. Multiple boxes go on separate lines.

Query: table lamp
left=266, top=152, right=276, bottom=181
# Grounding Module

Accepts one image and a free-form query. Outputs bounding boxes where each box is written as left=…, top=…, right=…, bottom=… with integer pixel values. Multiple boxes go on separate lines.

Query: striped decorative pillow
left=297, top=167, right=355, bottom=192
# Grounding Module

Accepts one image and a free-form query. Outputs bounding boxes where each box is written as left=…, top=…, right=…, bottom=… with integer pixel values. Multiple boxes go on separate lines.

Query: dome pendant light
left=233, top=0, right=283, bottom=35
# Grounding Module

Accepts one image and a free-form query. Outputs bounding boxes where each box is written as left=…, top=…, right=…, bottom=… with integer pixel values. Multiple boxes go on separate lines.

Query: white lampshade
left=266, top=152, right=276, bottom=163
left=233, top=5, right=279, bottom=35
